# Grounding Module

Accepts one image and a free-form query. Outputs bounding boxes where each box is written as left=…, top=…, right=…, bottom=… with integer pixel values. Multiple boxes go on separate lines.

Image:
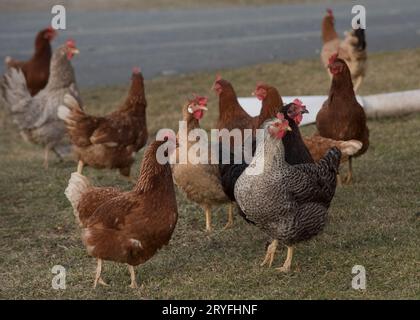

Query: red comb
left=292, top=98, right=304, bottom=107
left=215, top=74, right=222, bottom=82
left=47, top=26, right=55, bottom=32
left=326, top=8, right=333, bottom=16
left=328, top=53, right=339, bottom=65
left=132, top=67, right=141, bottom=74
left=196, top=96, right=208, bottom=106
left=66, top=39, right=76, bottom=48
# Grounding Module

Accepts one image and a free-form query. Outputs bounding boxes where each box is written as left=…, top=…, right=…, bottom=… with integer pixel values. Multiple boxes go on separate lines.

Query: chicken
left=316, top=55, right=369, bottom=183
left=4, top=27, right=57, bottom=96
left=219, top=96, right=314, bottom=212
left=64, top=136, right=178, bottom=288
left=321, top=9, right=367, bottom=92
left=252, top=83, right=283, bottom=127
left=58, top=67, right=148, bottom=178
left=255, top=83, right=363, bottom=165
left=213, top=76, right=256, bottom=145
left=1, top=39, right=80, bottom=168
left=234, top=114, right=341, bottom=272
left=172, top=96, right=233, bottom=232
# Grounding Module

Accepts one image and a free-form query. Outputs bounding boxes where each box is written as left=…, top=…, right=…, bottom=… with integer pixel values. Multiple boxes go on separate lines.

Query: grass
left=1, top=48, right=420, bottom=299
left=0, top=0, right=349, bottom=12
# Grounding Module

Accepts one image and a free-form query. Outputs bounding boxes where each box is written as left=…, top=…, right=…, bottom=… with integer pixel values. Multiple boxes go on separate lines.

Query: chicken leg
left=260, top=240, right=278, bottom=267
left=43, top=147, right=49, bottom=170
left=353, top=76, right=363, bottom=93
left=343, top=157, right=353, bottom=184
left=223, top=203, right=234, bottom=230
left=77, top=160, right=84, bottom=174
left=128, top=265, right=138, bottom=289
left=276, top=246, right=294, bottom=273
left=204, top=205, right=212, bottom=232
left=93, top=258, right=109, bottom=288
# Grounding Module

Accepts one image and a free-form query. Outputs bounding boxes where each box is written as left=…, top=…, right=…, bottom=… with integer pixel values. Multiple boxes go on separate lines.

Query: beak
left=286, top=125, right=292, bottom=131
left=72, top=48, right=80, bottom=55
left=197, top=105, right=208, bottom=111
left=251, top=91, right=256, bottom=96
left=302, top=108, right=309, bottom=114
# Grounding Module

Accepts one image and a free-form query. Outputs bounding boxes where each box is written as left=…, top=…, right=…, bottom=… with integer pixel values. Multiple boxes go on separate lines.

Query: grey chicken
left=234, top=114, right=341, bottom=272
left=1, top=40, right=80, bottom=168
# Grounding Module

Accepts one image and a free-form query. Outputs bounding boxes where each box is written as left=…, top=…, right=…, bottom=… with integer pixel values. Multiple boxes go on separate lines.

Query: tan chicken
left=172, top=96, right=233, bottom=232
left=58, top=68, right=148, bottom=178
left=321, top=9, right=367, bottom=92
left=64, top=136, right=178, bottom=288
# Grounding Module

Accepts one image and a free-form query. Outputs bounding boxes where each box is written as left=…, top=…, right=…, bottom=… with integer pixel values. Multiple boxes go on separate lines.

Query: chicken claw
left=260, top=240, right=278, bottom=267
left=276, top=246, right=294, bottom=273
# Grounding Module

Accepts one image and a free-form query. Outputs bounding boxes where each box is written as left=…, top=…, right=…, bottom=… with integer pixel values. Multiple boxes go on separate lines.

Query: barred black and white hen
left=234, top=114, right=341, bottom=272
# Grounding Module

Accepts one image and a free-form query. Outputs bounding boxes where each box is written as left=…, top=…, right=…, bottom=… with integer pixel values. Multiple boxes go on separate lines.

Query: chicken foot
left=93, top=258, right=109, bottom=288
left=223, top=203, right=234, bottom=230
left=128, top=265, right=138, bottom=289
left=260, top=240, right=278, bottom=267
left=276, top=246, right=294, bottom=273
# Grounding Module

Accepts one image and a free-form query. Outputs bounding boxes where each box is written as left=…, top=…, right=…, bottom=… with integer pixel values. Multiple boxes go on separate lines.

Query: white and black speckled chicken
left=1, top=39, right=80, bottom=168
left=234, top=113, right=341, bottom=272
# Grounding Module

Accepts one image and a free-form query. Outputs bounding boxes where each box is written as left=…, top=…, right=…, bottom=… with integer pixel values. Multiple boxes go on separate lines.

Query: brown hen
left=59, top=68, right=148, bottom=178
left=64, top=137, right=178, bottom=288
left=5, top=27, right=57, bottom=96
left=316, top=56, right=369, bottom=183
left=256, top=83, right=362, bottom=166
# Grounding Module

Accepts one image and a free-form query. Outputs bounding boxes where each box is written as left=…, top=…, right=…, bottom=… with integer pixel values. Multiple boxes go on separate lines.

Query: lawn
left=0, top=48, right=419, bottom=299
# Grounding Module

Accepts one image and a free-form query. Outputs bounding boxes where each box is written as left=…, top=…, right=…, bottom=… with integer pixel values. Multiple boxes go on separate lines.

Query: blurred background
left=1, top=0, right=420, bottom=86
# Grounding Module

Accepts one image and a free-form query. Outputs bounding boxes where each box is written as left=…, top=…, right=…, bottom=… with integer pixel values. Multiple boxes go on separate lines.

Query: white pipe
left=361, top=90, right=420, bottom=119
left=238, top=89, right=420, bottom=126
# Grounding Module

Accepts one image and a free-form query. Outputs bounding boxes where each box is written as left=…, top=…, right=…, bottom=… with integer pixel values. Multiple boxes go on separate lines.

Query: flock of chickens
left=1, top=9, right=370, bottom=289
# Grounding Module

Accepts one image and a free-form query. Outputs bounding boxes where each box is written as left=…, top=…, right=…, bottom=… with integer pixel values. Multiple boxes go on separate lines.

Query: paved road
left=0, top=0, right=419, bottom=87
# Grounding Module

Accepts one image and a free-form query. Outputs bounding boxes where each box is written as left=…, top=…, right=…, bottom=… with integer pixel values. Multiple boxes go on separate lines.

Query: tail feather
left=61, top=93, right=95, bottom=147
left=4, top=56, right=12, bottom=66
left=353, top=27, right=366, bottom=51
left=338, top=140, right=363, bottom=156
left=1, top=68, right=31, bottom=112
left=64, top=172, right=91, bottom=223
left=57, top=105, right=70, bottom=120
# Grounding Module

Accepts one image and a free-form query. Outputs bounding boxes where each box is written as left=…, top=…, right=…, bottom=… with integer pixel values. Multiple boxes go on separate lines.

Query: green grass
left=1, top=49, right=420, bottom=299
